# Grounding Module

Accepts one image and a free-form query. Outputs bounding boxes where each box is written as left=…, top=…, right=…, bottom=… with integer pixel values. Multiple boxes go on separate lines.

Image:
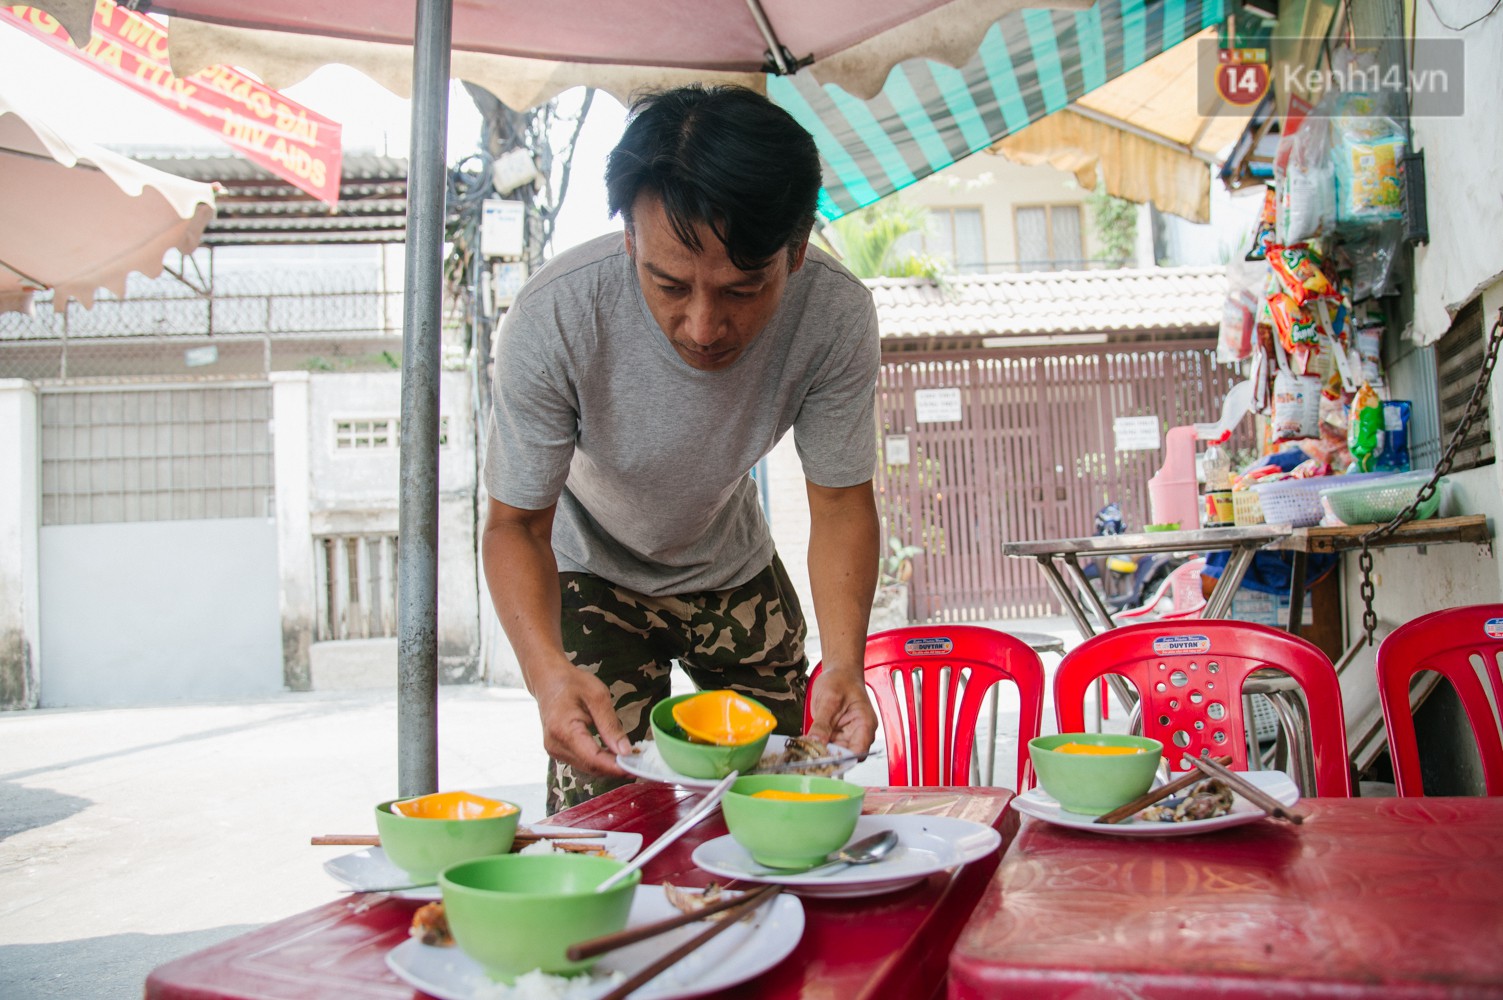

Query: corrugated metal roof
left=867, top=265, right=1227, bottom=345
left=134, top=153, right=412, bottom=246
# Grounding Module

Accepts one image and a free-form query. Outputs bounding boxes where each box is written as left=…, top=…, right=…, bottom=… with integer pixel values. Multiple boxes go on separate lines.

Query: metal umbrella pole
left=396, top=0, right=453, bottom=797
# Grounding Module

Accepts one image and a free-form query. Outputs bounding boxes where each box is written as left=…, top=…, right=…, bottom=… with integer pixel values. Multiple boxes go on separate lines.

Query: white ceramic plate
left=616, top=736, right=858, bottom=790
left=691, top=814, right=1002, bottom=899
left=1010, top=769, right=1301, bottom=837
left=323, top=826, right=645, bottom=899
left=384, top=883, right=804, bottom=1000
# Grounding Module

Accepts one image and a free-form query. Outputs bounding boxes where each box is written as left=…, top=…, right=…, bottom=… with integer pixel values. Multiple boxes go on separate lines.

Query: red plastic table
left=145, top=784, right=1016, bottom=1000
left=949, top=796, right=1503, bottom=999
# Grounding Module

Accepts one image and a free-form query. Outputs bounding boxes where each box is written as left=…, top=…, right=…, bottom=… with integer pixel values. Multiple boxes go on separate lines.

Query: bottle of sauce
left=1201, top=438, right=1233, bottom=527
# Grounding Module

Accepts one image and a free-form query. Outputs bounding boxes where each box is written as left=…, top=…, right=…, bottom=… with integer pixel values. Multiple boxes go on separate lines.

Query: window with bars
left=1435, top=300, right=1494, bottom=472
left=334, top=416, right=449, bottom=449
left=1014, top=204, right=1085, bottom=269
left=314, top=533, right=398, bottom=640
left=894, top=207, right=985, bottom=274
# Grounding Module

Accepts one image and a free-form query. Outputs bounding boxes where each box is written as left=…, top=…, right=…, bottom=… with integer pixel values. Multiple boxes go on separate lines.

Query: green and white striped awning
left=773, top=0, right=1228, bottom=221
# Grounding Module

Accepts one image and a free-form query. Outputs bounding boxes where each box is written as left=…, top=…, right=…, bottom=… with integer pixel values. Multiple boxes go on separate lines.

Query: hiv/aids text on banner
left=2, top=2, right=342, bottom=204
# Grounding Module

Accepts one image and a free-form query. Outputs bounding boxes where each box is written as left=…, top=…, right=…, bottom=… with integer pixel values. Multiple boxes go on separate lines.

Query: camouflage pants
left=546, top=556, right=808, bottom=815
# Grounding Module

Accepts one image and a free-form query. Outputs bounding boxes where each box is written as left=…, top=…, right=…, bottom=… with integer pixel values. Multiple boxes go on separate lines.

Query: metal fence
left=0, top=266, right=412, bottom=382
left=876, top=341, right=1246, bottom=621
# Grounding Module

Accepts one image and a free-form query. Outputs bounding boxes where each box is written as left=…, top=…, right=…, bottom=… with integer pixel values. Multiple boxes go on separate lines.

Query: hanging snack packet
left=1273, top=371, right=1322, bottom=441
left=1275, top=118, right=1335, bottom=244
left=1269, top=293, right=1322, bottom=376
left=1376, top=400, right=1412, bottom=472
left=1318, top=376, right=1354, bottom=470
left=1245, top=186, right=1278, bottom=262
left=1331, top=92, right=1407, bottom=229
left=1268, top=244, right=1337, bottom=305
left=1355, top=322, right=1384, bottom=385
left=1347, top=382, right=1384, bottom=472
left=1219, top=287, right=1259, bottom=363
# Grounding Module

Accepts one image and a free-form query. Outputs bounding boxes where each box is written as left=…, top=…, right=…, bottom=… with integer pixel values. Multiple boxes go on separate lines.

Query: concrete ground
left=0, top=616, right=1090, bottom=1000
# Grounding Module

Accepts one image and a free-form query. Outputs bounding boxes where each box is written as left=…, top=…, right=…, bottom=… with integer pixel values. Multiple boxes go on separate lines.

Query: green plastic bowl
left=721, top=773, right=864, bottom=869
left=650, top=693, right=771, bottom=779
left=373, top=797, right=520, bottom=882
left=1028, top=733, right=1164, bottom=816
left=440, top=853, right=640, bottom=982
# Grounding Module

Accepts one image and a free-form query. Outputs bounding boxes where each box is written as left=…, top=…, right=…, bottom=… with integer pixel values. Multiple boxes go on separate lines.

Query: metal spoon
left=751, top=829, right=899, bottom=878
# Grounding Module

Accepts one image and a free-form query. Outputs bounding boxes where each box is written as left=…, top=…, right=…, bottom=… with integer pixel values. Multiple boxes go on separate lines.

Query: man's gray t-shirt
left=484, top=233, right=879, bottom=597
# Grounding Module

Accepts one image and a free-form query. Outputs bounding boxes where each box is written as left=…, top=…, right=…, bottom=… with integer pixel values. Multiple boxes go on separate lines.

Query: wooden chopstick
left=309, top=829, right=607, bottom=847
left=594, top=884, right=784, bottom=1000
left=566, top=884, right=778, bottom=962
left=1094, top=755, right=1234, bottom=824
left=517, top=829, right=608, bottom=840
left=1191, top=756, right=1304, bottom=824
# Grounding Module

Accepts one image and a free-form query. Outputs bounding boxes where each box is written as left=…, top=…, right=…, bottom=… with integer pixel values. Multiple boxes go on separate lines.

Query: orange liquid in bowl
left=1053, top=742, right=1148, bottom=756
left=749, top=789, right=850, bottom=802
left=392, top=790, right=519, bottom=819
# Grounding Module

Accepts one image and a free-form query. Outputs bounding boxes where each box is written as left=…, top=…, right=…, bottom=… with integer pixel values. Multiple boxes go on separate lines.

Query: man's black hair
left=605, top=85, right=822, bottom=271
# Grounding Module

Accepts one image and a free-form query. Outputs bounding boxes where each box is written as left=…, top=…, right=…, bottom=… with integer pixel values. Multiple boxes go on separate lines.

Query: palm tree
left=817, top=195, right=950, bottom=281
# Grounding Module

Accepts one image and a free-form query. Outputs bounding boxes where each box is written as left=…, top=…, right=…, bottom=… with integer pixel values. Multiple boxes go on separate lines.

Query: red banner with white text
left=2, top=2, right=342, bottom=204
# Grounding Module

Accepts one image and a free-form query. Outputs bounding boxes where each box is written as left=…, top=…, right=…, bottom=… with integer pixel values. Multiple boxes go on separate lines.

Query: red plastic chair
left=1375, top=604, right=1503, bottom=796
left=1054, top=620, right=1353, bottom=796
left=804, top=624, right=1045, bottom=790
left=1113, top=557, right=1208, bottom=623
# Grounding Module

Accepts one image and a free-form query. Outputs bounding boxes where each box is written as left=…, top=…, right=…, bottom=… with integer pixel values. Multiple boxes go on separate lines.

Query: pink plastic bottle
left=1147, top=425, right=1201, bottom=530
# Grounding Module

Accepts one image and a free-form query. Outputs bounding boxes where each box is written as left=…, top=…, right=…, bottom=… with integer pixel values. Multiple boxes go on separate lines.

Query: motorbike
left=1082, top=503, right=1182, bottom=613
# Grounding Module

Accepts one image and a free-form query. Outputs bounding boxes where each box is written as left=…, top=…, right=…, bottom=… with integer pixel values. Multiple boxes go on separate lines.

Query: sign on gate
left=914, top=387, right=963, bottom=424
left=1113, top=415, right=1162, bottom=451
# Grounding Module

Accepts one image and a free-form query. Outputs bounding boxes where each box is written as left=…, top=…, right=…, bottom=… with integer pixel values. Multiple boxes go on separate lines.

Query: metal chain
left=1358, top=306, right=1503, bottom=643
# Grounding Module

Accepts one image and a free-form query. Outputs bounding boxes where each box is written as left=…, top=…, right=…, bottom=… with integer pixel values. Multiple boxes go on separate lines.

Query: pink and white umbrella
left=0, top=89, right=216, bottom=314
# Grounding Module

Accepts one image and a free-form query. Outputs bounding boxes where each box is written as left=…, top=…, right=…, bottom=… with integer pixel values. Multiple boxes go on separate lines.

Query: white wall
left=271, top=372, right=314, bottom=689
left=37, top=519, right=284, bottom=706
left=0, top=380, right=40, bottom=709
left=297, top=370, right=481, bottom=681
left=764, top=434, right=820, bottom=663
left=1335, top=274, right=1503, bottom=763
left=1408, top=5, right=1503, bottom=346
left=900, top=152, right=1099, bottom=267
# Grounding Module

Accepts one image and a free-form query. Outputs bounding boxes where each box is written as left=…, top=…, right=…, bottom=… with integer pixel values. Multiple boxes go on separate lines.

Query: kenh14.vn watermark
left=1197, top=38, right=1465, bottom=117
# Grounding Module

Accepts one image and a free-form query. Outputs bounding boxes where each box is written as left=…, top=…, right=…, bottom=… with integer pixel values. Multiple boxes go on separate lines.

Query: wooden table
left=949, top=796, right=1503, bottom=999
left=144, top=784, right=1017, bottom=1000
left=1269, top=514, right=1491, bottom=640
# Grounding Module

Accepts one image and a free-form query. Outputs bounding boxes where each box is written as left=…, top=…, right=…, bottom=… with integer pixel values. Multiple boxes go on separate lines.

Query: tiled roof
left=867, top=265, right=1227, bottom=341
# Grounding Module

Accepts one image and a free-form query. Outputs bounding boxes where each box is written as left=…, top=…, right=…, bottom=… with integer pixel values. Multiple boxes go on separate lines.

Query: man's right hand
left=532, top=667, right=633, bottom=777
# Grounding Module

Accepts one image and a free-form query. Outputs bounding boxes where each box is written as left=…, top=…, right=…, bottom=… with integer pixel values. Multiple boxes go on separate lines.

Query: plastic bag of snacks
left=1331, top=92, right=1406, bottom=230
left=1268, top=244, right=1338, bottom=306
left=1219, top=288, right=1259, bottom=363
left=1376, top=400, right=1412, bottom=472
left=1273, top=371, right=1322, bottom=441
left=1218, top=255, right=1268, bottom=363
left=1274, top=117, right=1335, bottom=245
left=1339, top=223, right=1403, bottom=301
left=1353, top=321, right=1384, bottom=386
left=1347, top=382, right=1384, bottom=472
left=1245, top=185, right=1278, bottom=262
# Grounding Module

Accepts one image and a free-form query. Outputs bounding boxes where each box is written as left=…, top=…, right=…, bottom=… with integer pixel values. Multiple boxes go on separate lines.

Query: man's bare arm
left=481, top=497, right=629, bottom=775
left=803, top=480, right=880, bottom=753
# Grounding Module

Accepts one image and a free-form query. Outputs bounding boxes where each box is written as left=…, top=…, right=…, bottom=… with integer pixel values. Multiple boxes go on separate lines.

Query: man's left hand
left=805, top=669, right=877, bottom=755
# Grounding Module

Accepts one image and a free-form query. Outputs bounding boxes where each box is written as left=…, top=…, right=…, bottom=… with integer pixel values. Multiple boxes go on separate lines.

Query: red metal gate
left=874, top=342, right=1242, bottom=621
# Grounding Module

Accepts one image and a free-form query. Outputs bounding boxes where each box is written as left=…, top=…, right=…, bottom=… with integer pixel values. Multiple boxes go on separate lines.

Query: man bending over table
left=481, top=85, right=880, bottom=813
